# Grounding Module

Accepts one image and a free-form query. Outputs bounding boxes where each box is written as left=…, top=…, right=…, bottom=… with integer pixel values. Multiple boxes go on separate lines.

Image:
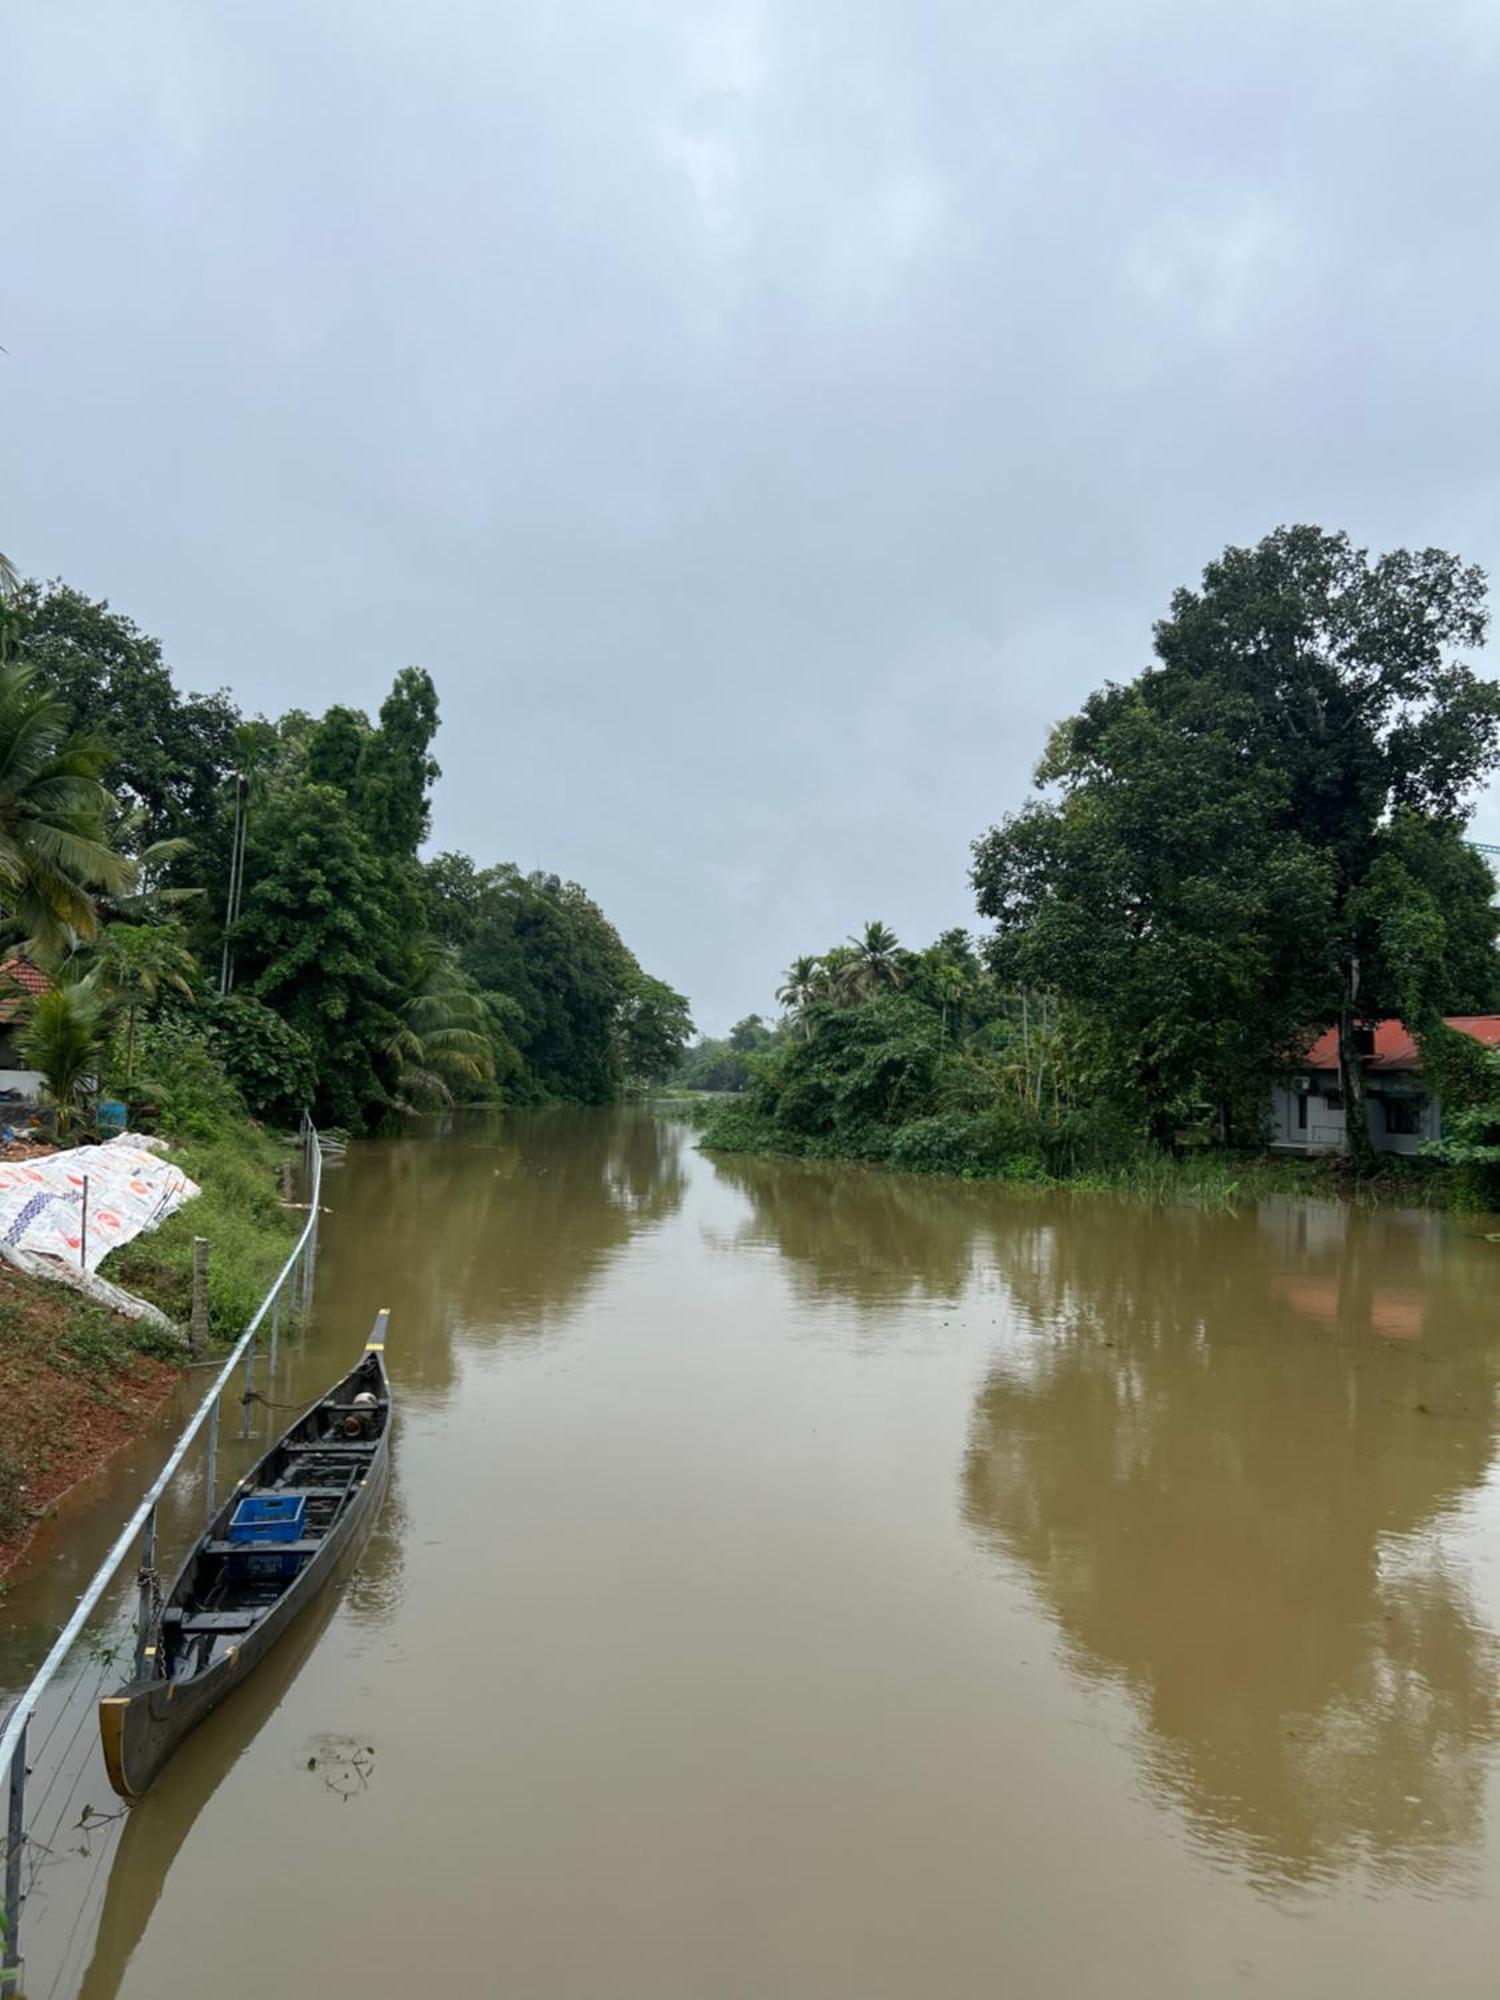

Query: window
left=1296, top=1092, right=1308, bottom=1131
left=1383, top=1096, right=1423, bottom=1137
left=1321, top=1088, right=1344, bottom=1111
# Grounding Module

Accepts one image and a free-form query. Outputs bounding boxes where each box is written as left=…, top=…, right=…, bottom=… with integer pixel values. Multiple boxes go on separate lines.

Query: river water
left=8, top=1106, right=1500, bottom=1997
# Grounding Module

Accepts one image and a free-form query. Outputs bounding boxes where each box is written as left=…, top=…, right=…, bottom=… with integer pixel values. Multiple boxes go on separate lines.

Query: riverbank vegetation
left=0, top=554, right=697, bottom=1566
left=0, top=1032, right=302, bottom=1572
left=2, top=572, right=693, bottom=1135
left=698, top=527, right=1500, bottom=1205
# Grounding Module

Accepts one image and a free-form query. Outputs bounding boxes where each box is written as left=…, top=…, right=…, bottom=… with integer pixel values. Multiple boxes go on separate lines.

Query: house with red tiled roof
left=0, top=955, right=51, bottom=1103
left=1270, top=1016, right=1500, bottom=1156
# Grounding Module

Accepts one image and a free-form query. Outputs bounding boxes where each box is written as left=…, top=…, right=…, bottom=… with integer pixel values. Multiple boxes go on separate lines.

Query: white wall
left=1270, top=1081, right=1347, bottom=1154
left=1270, top=1078, right=1440, bottom=1156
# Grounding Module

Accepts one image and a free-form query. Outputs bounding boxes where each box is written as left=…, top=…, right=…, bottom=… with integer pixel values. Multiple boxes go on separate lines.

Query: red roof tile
left=0, top=956, right=50, bottom=1026
left=1300, top=1016, right=1500, bottom=1072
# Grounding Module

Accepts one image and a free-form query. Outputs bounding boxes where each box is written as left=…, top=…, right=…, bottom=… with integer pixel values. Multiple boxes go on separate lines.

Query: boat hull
left=101, top=1339, right=391, bottom=1801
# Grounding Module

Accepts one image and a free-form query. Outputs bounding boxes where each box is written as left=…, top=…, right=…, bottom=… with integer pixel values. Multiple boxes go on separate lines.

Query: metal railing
left=0, top=1118, right=324, bottom=1994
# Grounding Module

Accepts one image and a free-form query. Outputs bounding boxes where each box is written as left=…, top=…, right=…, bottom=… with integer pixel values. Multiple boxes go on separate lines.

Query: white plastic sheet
left=0, top=1133, right=199, bottom=1324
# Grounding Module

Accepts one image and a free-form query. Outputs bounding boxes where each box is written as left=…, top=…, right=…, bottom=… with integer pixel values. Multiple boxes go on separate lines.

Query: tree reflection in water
left=962, top=1197, right=1500, bottom=1892
left=315, top=1106, right=689, bottom=1396
left=712, top=1148, right=1500, bottom=1891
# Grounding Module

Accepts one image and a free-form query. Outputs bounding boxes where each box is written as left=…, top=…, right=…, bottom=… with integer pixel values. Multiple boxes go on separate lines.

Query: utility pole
left=218, top=772, right=249, bottom=997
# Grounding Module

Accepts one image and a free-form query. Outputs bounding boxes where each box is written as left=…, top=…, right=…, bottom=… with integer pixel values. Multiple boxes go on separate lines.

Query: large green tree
left=973, top=527, right=1500, bottom=1154
left=232, top=783, right=401, bottom=1127
left=356, top=666, right=440, bottom=858
left=422, top=855, right=685, bottom=1102
left=13, top=581, right=240, bottom=855
left=617, top=974, right=694, bottom=1083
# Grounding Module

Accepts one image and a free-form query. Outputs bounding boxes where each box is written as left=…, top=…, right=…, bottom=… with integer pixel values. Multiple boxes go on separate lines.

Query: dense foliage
left=700, top=930, right=1132, bottom=1180
left=673, top=1015, right=781, bottom=1092
left=708, top=528, right=1500, bottom=1191
left=972, top=527, right=1500, bottom=1159
left=0, top=572, right=692, bottom=1134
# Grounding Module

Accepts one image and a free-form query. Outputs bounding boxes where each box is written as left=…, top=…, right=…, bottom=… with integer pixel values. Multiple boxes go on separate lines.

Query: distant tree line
left=0, top=575, right=693, bottom=1135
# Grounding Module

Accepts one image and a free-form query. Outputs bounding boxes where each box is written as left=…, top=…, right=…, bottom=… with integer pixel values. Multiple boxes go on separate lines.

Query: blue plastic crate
left=228, top=1493, right=306, bottom=1544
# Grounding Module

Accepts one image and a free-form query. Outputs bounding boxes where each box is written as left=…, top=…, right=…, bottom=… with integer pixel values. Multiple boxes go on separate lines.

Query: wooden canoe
left=99, top=1315, right=393, bottom=1801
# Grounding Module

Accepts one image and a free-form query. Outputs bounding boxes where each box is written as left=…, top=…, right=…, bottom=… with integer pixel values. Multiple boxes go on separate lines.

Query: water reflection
left=962, top=1197, right=1500, bottom=1891
left=316, top=1108, right=688, bottom=1393
left=708, top=1152, right=993, bottom=1310
left=714, top=1151, right=1500, bottom=1890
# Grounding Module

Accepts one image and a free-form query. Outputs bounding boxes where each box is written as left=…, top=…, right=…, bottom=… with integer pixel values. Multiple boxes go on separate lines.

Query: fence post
left=79, top=1173, right=89, bottom=1273
left=190, top=1237, right=209, bottom=1360
left=269, top=1278, right=280, bottom=1381
left=204, top=1389, right=219, bottom=1526
left=239, top=1328, right=256, bottom=1441
left=0, top=1123, right=321, bottom=1993
left=133, top=1504, right=158, bottom=1681
left=2, top=1718, right=25, bottom=1995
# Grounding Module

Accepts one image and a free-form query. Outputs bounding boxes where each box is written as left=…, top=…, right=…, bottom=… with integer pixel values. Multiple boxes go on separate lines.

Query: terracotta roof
left=0, top=956, right=50, bottom=1026
left=1299, top=1015, right=1500, bottom=1072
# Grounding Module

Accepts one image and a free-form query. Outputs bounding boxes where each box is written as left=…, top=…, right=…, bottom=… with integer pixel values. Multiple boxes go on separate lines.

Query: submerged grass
left=693, top=1101, right=1469, bottom=1214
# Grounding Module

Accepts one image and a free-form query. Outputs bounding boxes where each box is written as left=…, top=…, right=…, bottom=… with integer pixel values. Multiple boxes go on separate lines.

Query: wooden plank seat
left=257, top=1485, right=353, bottom=1499
left=282, top=1448, right=378, bottom=1464
left=163, top=1609, right=262, bottom=1634
left=204, top=1537, right=325, bottom=1557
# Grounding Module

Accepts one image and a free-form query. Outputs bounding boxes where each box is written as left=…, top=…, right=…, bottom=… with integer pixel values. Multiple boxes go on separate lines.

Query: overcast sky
left=8, top=2, right=1500, bottom=1031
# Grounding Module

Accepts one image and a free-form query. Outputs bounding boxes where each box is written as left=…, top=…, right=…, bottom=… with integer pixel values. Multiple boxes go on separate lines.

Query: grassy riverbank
left=0, top=1116, right=299, bottom=1576
left=693, top=1099, right=1469, bottom=1211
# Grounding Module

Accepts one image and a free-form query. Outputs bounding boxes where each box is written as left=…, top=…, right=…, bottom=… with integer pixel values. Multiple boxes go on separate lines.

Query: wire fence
left=0, top=1120, right=325, bottom=1998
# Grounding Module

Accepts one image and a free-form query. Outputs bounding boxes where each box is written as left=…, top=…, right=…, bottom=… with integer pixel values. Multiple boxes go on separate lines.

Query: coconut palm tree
left=775, top=954, right=825, bottom=1038
left=934, top=959, right=969, bottom=1040
left=0, top=660, right=133, bottom=959
left=385, top=944, right=495, bottom=1112
left=93, top=920, right=199, bottom=1091
left=840, top=921, right=907, bottom=1002
left=19, top=971, right=106, bottom=1138
left=97, top=807, right=200, bottom=925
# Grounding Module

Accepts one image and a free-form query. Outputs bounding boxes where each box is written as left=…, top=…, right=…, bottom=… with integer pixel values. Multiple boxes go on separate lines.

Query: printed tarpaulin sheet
left=0, top=1134, right=199, bottom=1276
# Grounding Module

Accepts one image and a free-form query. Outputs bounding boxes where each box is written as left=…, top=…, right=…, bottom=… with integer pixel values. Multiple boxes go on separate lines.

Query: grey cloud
left=7, top=0, right=1500, bottom=1029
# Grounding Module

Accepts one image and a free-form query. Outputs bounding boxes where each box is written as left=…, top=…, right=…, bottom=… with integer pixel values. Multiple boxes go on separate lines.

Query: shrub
left=109, top=1121, right=295, bottom=1338
left=128, top=1019, right=246, bottom=1141
left=1428, top=1045, right=1500, bottom=1209
left=203, top=992, right=316, bottom=1127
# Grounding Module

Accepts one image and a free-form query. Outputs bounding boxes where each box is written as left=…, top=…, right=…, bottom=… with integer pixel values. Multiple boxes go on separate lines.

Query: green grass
left=107, top=1123, right=299, bottom=1344
left=696, top=1103, right=1474, bottom=1214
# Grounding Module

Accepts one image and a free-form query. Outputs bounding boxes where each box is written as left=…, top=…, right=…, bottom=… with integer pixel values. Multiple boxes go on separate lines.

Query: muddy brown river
left=7, top=1106, right=1500, bottom=1997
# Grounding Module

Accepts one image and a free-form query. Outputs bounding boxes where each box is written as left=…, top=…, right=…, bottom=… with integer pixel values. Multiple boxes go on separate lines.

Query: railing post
left=0, top=1121, right=322, bottom=1965
left=204, top=1389, right=219, bottom=1526
left=239, top=1328, right=256, bottom=1441
left=190, top=1236, right=210, bottom=1360
left=2, top=1717, right=25, bottom=1995
left=269, top=1280, right=280, bottom=1381
left=133, top=1504, right=158, bottom=1681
